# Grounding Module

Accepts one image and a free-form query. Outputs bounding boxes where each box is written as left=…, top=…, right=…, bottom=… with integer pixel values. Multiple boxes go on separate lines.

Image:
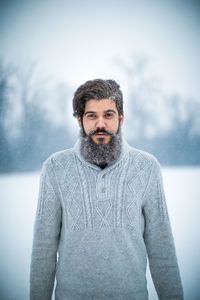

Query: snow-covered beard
left=80, top=127, right=122, bottom=167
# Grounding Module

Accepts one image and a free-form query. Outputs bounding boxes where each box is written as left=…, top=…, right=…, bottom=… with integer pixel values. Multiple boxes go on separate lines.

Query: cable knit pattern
left=30, top=140, right=184, bottom=300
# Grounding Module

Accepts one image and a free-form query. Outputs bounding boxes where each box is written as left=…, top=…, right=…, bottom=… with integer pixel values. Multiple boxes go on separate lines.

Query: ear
left=77, top=117, right=82, bottom=127
left=119, top=114, right=124, bottom=125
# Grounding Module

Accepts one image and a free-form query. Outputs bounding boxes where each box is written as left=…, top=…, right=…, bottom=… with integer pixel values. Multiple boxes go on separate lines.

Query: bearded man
left=30, top=79, right=184, bottom=299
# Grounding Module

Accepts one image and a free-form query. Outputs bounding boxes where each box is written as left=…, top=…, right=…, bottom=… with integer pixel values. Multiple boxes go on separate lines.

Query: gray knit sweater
left=30, top=140, right=184, bottom=300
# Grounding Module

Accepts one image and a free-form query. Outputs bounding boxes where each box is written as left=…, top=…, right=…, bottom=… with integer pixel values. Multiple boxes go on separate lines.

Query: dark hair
left=72, top=79, right=123, bottom=118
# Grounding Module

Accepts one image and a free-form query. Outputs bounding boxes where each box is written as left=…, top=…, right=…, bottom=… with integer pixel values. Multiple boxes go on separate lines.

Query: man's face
left=78, top=98, right=123, bottom=144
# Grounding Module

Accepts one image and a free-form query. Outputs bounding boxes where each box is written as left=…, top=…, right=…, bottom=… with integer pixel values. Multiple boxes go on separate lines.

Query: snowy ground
left=0, top=167, right=199, bottom=300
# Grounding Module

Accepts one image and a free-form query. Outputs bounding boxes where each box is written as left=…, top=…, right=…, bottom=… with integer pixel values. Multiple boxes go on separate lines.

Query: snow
left=0, top=168, right=199, bottom=299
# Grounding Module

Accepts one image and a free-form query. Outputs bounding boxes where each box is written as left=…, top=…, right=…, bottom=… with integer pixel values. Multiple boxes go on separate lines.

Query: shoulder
left=128, top=144, right=159, bottom=164
left=127, top=144, right=161, bottom=173
left=43, top=147, right=75, bottom=170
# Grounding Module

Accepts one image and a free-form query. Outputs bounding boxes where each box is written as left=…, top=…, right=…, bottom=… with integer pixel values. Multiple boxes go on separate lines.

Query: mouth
left=94, top=132, right=109, bottom=137
left=88, top=129, right=113, bottom=139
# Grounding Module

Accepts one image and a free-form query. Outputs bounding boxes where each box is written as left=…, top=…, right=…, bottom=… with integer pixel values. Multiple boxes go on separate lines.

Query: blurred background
left=0, top=0, right=199, bottom=299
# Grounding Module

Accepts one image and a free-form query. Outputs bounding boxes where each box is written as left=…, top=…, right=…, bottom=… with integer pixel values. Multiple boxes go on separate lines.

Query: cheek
left=111, top=120, right=120, bottom=131
left=82, top=121, right=94, bottom=133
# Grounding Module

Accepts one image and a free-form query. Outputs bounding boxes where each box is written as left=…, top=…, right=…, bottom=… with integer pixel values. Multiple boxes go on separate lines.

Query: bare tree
left=0, top=59, right=73, bottom=172
left=116, top=54, right=200, bottom=165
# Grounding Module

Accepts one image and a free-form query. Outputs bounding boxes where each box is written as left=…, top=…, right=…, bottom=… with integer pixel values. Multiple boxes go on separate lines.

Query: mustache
left=88, top=128, right=114, bottom=136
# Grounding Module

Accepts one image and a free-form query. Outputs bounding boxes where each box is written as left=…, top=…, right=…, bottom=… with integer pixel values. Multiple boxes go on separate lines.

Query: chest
left=58, top=161, right=151, bottom=232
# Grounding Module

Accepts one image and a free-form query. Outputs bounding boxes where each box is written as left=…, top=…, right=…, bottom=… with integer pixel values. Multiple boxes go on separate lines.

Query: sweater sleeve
left=143, top=159, right=184, bottom=300
left=30, top=158, right=62, bottom=300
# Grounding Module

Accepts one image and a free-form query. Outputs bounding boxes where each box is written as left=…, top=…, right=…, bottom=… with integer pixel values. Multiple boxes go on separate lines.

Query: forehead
left=84, top=98, right=118, bottom=112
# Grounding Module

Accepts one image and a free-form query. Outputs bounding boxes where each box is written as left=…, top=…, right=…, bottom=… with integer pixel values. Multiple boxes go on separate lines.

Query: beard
left=80, top=127, right=122, bottom=167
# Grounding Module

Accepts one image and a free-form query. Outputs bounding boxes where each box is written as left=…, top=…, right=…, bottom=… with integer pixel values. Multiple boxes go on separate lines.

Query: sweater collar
left=73, top=137, right=130, bottom=171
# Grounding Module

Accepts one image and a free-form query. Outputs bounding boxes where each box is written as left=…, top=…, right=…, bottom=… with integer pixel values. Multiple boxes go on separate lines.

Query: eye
left=104, top=112, right=115, bottom=119
left=85, top=113, right=96, bottom=120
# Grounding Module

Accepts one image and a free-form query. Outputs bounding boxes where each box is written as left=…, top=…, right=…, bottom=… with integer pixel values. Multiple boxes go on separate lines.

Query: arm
left=30, top=158, right=62, bottom=300
left=143, top=159, right=184, bottom=300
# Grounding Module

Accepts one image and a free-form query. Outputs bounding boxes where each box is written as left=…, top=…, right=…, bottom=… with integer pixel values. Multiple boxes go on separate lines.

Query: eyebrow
left=84, top=109, right=117, bottom=116
left=104, top=109, right=117, bottom=114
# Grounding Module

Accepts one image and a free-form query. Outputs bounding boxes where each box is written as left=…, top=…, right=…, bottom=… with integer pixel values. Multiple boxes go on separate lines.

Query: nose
left=95, top=116, right=106, bottom=129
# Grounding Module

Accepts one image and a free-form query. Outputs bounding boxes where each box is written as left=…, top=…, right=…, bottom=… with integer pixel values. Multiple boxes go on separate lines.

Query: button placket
left=101, top=187, right=106, bottom=193
left=96, top=173, right=106, bottom=199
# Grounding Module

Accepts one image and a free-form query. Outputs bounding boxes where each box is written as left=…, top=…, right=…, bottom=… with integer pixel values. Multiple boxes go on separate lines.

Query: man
left=30, top=79, right=184, bottom=299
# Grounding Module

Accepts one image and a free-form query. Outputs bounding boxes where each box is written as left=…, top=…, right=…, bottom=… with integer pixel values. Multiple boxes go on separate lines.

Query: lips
left=95, top=132, right=108, bottom=136
left=93, top=130, right=111, bottom=135
left=89, top=129, right=113, bottom=137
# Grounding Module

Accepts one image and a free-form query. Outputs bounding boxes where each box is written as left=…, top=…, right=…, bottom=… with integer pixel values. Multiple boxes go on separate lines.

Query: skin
left=77, top=98, right=124, bottom=144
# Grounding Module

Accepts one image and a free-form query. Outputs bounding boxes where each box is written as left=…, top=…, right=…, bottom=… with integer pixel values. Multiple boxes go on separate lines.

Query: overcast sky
left=0, top=0, right=200, bottom=100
